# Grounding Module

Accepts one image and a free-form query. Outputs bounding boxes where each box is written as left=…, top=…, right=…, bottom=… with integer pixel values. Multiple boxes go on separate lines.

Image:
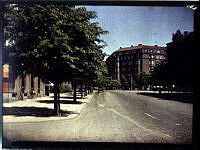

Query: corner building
left=106, top=44, right=166, bottom=82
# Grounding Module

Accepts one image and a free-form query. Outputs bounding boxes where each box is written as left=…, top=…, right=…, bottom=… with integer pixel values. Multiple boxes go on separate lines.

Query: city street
left=3, top=90, right=193, bottom=146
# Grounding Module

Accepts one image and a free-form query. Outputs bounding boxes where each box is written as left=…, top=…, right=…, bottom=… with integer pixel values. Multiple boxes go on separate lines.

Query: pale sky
left=79, top=6, right=194, bottom=55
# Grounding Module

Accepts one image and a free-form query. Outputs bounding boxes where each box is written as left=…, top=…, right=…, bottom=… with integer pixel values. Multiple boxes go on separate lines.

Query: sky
left=78, top=6, right=194, bottom=55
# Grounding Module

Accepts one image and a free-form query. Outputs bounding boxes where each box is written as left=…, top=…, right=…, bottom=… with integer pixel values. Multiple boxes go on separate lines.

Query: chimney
left=131, top=45, right=133, bottom=47
left=138, top=44, right=142, bottom=46
left=120, top=47, right=122, bottom=49
left=154, top=45, right=158, bottom=47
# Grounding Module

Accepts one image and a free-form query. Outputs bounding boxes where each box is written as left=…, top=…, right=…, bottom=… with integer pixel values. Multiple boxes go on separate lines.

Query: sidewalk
left=3, top=92, right=95, bottom=123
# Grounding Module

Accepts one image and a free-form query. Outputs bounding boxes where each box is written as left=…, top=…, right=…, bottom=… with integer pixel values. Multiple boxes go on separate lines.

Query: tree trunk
left=84, top=85, right=87, bottom=96
left=73, top=80, right=77, bottom=102
left=80, top=83, right=83, bottom=99
left=58, top=84, right=60, bottom=114
left=54, top=83, right=60, bottom=116
left=159, top=88, right=162, bottom=94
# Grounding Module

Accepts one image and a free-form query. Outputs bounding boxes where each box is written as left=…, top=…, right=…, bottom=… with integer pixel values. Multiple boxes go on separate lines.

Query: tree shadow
left=37, top=100, right=84, bottom=104
left=137, top=92, right=193, bottom=104
left=3, top=106, right=79, bottom=117
left=50, top=96, right=86, bottom=99
left=2, top=136, right=12, bottom=148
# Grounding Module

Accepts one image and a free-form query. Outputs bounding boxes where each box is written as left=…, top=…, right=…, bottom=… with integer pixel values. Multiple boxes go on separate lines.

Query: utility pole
left=117, top=56, right=120, bottom=81
left=0, top=4, right=4, bottom=148
left=130, top=74, right=133, bottom=90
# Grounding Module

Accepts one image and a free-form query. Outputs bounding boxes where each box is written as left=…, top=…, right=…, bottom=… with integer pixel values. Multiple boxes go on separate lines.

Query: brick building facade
left=3, top=63, right=46, bottom=102
left=106, top=44, right=166, bottom=86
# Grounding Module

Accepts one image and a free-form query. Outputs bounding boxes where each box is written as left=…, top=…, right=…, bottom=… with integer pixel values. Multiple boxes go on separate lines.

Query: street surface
left=3, top=90, right=193, bottom=145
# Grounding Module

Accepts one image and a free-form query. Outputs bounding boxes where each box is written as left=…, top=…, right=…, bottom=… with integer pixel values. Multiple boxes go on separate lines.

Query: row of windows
left=149, top=60, right=161, bottom=66
left=149, top=55, right=165, bottom=59
left=144, top=49, right=161, bottom=54
left=121, top=61, right=133, bottom=66
left=118, top=54, right=164, bottom=61
left=119, top=55, right=134, bottom=61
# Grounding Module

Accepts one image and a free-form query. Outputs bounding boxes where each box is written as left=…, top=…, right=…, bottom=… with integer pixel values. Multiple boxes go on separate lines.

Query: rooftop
left=114, top=44, right=166, bottom=53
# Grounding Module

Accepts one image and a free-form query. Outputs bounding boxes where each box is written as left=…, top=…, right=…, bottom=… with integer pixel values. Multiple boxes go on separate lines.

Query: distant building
left=3, top=63, right=46, bottom=102
left=3, top=41, right=46, bottom=102
left=106, top=44, right=166, bottom=87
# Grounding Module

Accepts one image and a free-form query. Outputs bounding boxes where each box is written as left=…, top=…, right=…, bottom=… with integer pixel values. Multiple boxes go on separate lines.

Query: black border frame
left=1, top=1, right=199, bottom=149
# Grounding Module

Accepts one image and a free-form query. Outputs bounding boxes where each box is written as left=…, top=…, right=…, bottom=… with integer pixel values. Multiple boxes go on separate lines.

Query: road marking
left=98, top=104, right=105, bottom=108
left=176, top=123, right=180, bottom=126
left=165, top=134, right=172, bottom=137
left=97, top=103, right=173, bottom=140
left=144, top=113, right=160, bottom=120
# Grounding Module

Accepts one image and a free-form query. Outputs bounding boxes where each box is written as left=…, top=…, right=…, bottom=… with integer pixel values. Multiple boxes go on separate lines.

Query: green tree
left=149, top=62, right=168, bottom=93
left=149, top=30, right=194, bottom=93
left=120, top=75, right=129, bottom=90
left=110, top=79, right=121, bottom=89
left=6, top=4, right=108, bottom=115
left=166, top=30, right=194, bottom=91
left=93, top=61, right=108, bottom=88
left=135, top=72, right=149, bottom=90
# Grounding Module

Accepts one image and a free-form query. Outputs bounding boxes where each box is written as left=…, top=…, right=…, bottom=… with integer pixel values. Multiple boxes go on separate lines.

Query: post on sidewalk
left=0, top=4, right=4, bottom=148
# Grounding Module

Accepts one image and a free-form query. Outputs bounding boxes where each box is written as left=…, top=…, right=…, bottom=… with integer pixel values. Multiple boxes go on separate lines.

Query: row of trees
left=113, top=30, right=195, bottom=92
left=150, top=30, right=195, bottom=92
left=4, top=4, right=108, bottom=115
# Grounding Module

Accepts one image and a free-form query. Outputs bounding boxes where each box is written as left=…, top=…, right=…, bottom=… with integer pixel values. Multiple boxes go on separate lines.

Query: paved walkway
left=3, top=92, right=94, bottom=123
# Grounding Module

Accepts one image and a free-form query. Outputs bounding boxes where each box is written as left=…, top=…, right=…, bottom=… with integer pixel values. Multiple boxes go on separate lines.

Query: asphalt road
left=3, top=90, right=193, bottom=146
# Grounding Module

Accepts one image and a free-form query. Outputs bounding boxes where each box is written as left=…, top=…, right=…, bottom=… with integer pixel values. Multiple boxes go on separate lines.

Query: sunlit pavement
left=3, top=92, right=94, bottom=123
left=3, top=90, right=193, bottom=147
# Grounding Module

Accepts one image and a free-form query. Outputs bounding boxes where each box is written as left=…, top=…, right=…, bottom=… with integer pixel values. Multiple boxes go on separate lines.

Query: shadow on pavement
left=38, top=100, right=84, bottom=104
left=2, top=136, right=12, bottom=148
left=3, top=106, right=79, bottom=117
left=50, top=96, right=86, bottom=99
left=137, top=92, right=193, bottom=104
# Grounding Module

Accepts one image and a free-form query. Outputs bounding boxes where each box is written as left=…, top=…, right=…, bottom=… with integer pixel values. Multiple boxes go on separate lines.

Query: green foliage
left=5, top=4, right=108, bottom=114
left=93, top=61, right=109, bottom=87
left=149, top=61, right=169, bottom=90
left=135, top=72, right=149, bottom=90
left=6, top=4, right=108, bottom=86
left=149, top=30, right=195, bottom=91
left=97, top=76, right=121, bottom=90
left=120, top=75, right=129, bottom=90
left=166, top=30, right=194, bottom=90
left=110, top=79, right=121, bottom=89
left=60, top=83, right=72, bottom=93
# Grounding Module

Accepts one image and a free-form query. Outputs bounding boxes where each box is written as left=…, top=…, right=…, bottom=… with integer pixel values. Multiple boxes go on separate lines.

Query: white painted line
left=164, top=134, right=172, bottom=137
left=176, top=123, right=180, bottom=126
left=144, top=113, right=160, bottom=120
left=97, top=102, right=173, bottom=140
left=98, top=104, right=105, bottom=108
left=106, top=107, right=144, bottom=142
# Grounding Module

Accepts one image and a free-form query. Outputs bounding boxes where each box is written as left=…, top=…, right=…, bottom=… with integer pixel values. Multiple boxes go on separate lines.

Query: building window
left=122, top=62, right=126, bottom=66
left=156, top=55, right=159, bottom=59
left=144, top=49, right=148, bottom=53
left=157, top=50, right=160, bottom=54
left=129, top=61, right=133, bottom=65
left=149, top=55, right=154, bottom=59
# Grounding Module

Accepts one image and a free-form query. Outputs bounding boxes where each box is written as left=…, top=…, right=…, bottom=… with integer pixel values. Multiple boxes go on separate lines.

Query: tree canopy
left=5, top=4, right=108, bottom=115
left=150, top=30, right=195, bottom=92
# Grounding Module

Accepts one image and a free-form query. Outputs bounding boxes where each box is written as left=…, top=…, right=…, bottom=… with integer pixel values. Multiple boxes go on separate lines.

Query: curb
left=72, top=91, right=97, bottom=120
left=3, top=92, right=96, bottom=124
